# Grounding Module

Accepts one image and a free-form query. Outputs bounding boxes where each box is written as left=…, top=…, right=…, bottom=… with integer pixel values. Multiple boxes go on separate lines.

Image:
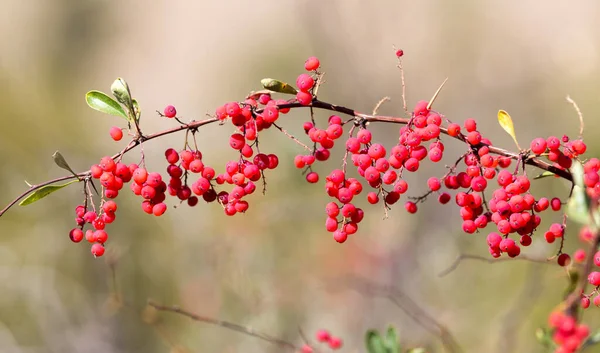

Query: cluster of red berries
left=548, top=311, right=590, bottom=353
left=300, top=329, right=342, bottom=352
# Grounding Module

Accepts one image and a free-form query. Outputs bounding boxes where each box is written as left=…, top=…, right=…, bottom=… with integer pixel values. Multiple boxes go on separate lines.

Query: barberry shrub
left=1, top=52, right=600, bottom=353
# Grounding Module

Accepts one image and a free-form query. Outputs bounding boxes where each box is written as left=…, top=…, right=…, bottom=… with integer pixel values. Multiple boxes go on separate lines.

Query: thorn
left=24, top=180, right=32, bottom=187
left=426, top=77, right=449, bottom=110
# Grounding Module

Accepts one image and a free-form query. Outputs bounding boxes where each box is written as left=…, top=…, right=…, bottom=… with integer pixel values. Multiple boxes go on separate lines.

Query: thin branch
left=330, top=276, right=463, bottom=353
left=566, top=95, right=584, bottom=138
left=147, top=300, right=302, bottom=351
left=564, top=227, right=600, bottom=318
left=438, top=254, right=553, bottom=278
left=426, top=78, right=449, bottom=110
left=372, top=96, right=391, bottom=116
left=272, top=123, right=312, bottom=152
left=0, top=99, right=574, bottom=218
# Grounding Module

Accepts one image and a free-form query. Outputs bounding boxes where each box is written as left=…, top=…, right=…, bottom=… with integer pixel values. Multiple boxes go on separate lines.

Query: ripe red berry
left=306, top=172, right=319, bottom=183
left=109, top=127, right=123, bottom=141
left=333, top=230, right=347, bottom=243
left=447, top=123, right=461, bottom=137
left=296, top=91, right=312, bottom=105
left=69, top=228, right=84, bottom=243
left=395, top=49, right=404, bottom=57
left=328, top=336, right=342, bottom=350
left=530, top=137, right=547, bottom=155
left=91, top=243, right=105, bottom=257
left=588, top=271, right=600, bottom=286
left=557, top=253, right=571, bottom=267
left=296, top=74, right=315, bottom=92
left=164, top=105, right=177, bottom=118
left=304, top=56, right=320, bottom=71
left=464, top=118, right=477, bottom=132
left=404, top=201, right=417, bottom=214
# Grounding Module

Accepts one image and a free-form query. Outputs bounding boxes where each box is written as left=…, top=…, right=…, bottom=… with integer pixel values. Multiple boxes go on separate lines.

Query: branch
left=438, top=254, right=552, bottom=278
left=0, top=98, right=573, bottom=218
left=564, top=227, right=600, bottom=318
left=147, top=300, right=303, bottom=352
left=328, top=276, right=463, bottom=353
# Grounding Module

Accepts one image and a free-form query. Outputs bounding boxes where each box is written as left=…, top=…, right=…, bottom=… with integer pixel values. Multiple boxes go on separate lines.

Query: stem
left=0, top=99, right=573, bottom=218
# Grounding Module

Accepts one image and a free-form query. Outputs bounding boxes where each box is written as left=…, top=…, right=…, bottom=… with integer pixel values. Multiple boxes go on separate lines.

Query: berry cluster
left=300, top=329, right=343, bottom=352
left=548, top=311, right=590, bottom=353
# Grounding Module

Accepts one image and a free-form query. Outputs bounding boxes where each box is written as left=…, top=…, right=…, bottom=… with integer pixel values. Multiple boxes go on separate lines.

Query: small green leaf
left=261, top=78, right=298, bottom=94
left=132, top=98, right=141, bottom=123
left=583, top=328, right=600, bottom=347
left=534, top=171, right=556, bottom=180
left=497, top=110, right=521, bottom=150
left=52, top=151, right=78, bottom=177
left=365, top=330, right=387, bottom=353
left=385, top=325, right=400, bottom=353
left=111, top=77, right=133, bottom=109
left=86, top=90, right=128, bottom=120
left=19, top=180, right=79, bottom=206
left=567, top=161, right=592, bottom=225
left=535, top=328, right=554, bottom=348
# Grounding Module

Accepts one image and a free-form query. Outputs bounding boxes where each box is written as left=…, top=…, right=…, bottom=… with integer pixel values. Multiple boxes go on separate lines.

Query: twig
left=394, top=51, right=408, bottom=115
left=564, top=227, right=600, bottom=318
left=272, top=123, right=312, bottom=152
left=426, top=78, right=449, bottom=110
left=330, top=276, right=463, bottom=353
left=1, top=99, right=575, bottom=218
left=147, top=301, right=301, bottom=351
left=566, top=95, right=584, bottom=138
left=438, top=254, right=553, bottom=278
left=372, top=97, right=391, bottom=116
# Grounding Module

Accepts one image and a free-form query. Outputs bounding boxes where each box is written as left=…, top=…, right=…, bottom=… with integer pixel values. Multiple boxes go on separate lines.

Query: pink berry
left=164, top=105, right=177, bottom=118
left=109, top=127, right=123, bottom=141
left=304, top=56, right=320, bottom=71
left=91, top=243, right=105, bottom=257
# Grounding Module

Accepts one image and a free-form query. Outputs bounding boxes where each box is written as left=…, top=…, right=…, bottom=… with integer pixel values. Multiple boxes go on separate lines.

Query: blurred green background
left=1, top=1, right=600, bottom=352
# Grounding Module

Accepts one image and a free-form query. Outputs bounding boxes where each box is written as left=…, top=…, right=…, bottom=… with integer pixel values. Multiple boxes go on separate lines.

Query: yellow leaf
left=497, top=110, right=521, bottom=150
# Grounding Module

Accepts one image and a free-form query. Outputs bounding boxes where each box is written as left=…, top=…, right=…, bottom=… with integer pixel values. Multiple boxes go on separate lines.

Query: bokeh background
left=1, top=1, right=600, bottom=352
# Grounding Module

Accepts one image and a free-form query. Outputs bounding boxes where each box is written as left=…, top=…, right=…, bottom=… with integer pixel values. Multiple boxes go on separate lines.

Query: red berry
left=328, top=336, right=342, bottom=350
left=69, top=228, right=84, bottom=243
left=91, top=243, right=105, bottom=257
left=405, top=201, right=417, bottom=214
left=152, top=202, right=167, bottom=216
left=306, top=172, right=319, bottom=183
left=395, top=49, right=404, bottom=57
left=296, top=74, right=315, bottom=92
left=109, top=127, right=123, bottom=141
left=333, top=230, right=347, bottom=243
left=588, top=271, right=600, bottom=286
left=447, top=123, right=461, bottom=137
left=296, top=91, right=312, bottom=105
left=530, top=137, right=547, bottom=155
left=304, top=56, right=320, bottom=71
left=164, top=105, right=177, bottom=118
left=557, top=253, right=571, bottom=267
left=464, top=118, right=477, bottom=132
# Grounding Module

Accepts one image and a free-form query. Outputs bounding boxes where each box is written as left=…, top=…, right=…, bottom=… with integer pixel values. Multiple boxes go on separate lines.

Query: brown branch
left=0, top=99, right=573, bottom=218
left=438, top=254, right=553, bottom=278
left=330, top=276, right=463, bottom=353
left=147, top=300, right=302, bottom=352
left=564, top=227, right=600, bottom=318
left=566, top=95, right=584, bottom=138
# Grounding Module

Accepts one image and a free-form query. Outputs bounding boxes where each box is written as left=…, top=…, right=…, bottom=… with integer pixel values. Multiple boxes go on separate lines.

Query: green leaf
left=497, top=110, right=522, bottom=150
left=19, top=180, right=80, bottom=206
left=406, top=349, right=426, bottom=353
left=261, top=78, right=298, bottom=94
left=111, top=77, right=133, bottom=109
left=534, top=171, right=556, bottom=180
left=567, top=161, right=593, bottom=225
left=85, top=90, right=128, bottom=120
left=535, top=328, right=554, bottom=348
left=385, top=325, right=400, bottom=353
left=52, top=151, right=78, bottom=177
left=132, top=98, right=141, bottom=123
left=583, top=328, right=600, bottom=347
left=365, top=330, right=388, bottom=353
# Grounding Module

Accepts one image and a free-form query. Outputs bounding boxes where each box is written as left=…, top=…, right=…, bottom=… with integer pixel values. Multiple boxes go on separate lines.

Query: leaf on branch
left=52, top=151, right=78, bottom=178
left=111, top=77, right=133, bottom=109
left=85, top=90, right=129, bottom=120
left=533, top=171, right=556, bottom=180
left=385, top=325, right=401, bottom=353
left=566, top=161, right=593, bottom=225
left=535, top=328, right=554, bottom=348
left=365, top=330, right=387, bottom=353
left=260, top=78, right=298, bottom=95
left=497, top=110, right=521, bottom=150
left=19, top=180, right=80, bottom=206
